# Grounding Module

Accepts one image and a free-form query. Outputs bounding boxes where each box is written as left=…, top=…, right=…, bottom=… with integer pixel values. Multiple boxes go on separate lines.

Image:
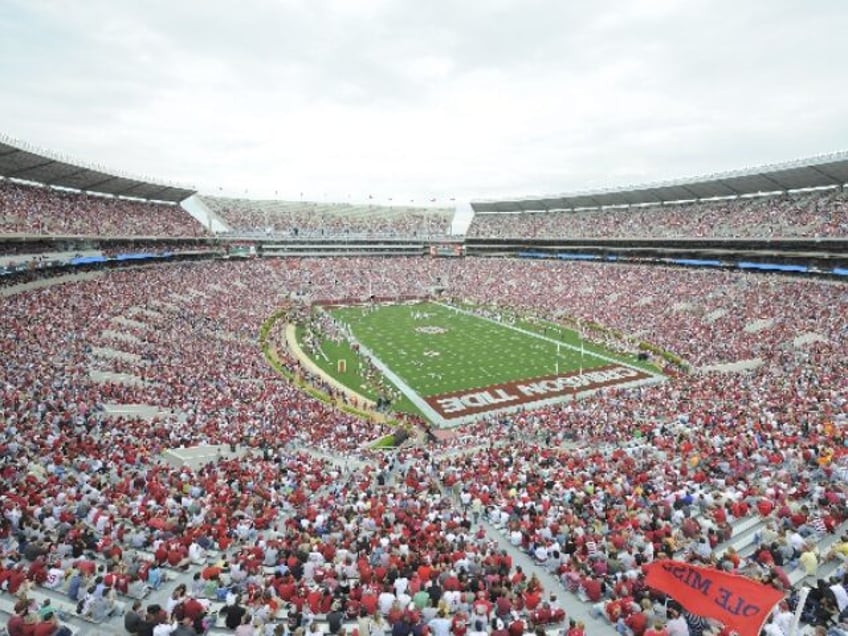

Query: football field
left=323, top=301, right=664, bottom=426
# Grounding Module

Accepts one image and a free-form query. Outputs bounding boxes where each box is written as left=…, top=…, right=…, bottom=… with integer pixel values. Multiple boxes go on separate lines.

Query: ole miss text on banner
left=644, top=560, right=784, bottom=636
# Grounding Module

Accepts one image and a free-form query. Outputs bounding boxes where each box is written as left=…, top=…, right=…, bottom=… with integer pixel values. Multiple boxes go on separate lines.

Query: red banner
left=644, top=560, right=784, bottom=636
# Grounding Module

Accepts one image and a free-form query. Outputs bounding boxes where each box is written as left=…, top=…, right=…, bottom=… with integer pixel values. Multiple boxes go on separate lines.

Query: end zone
left=424, top=364, right=656, bottom=422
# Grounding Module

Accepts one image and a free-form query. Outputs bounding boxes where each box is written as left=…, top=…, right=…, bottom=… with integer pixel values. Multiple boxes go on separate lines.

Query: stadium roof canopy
left=0, top=134, right=196, bottom=203
left=471, top=151, right=848, bottom=213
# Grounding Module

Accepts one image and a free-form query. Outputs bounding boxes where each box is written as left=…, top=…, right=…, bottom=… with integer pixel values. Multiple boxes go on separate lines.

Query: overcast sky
left=2, top=0, right=847, bottom=205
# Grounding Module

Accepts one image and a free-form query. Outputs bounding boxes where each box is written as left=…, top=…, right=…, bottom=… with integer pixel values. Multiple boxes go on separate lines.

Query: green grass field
left=297, top=301, right=663, bottom=425
left=294, top=323, right=423, bottom=415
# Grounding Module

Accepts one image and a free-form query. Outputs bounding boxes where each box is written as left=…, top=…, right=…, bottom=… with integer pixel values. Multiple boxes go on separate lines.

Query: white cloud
left=1, top=0, right=847, bottom=203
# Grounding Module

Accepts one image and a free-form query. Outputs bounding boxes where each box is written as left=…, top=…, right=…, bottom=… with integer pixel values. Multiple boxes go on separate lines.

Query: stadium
left=2, top=4, right=848, bottom=636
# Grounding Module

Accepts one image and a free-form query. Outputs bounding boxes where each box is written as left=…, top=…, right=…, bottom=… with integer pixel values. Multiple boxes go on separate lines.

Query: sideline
left=281, top=323, right=378, bottom=411
left=345, top=336, right=450, bottom=427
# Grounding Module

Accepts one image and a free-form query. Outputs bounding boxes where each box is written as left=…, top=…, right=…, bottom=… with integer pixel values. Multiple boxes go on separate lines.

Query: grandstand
left=0, top=136, right=220, bottom=280
left=0, top=179, right=207, bottom=238
left=0, top=134, right=195, bottom=203
left=471, top=151, right=848, bottom=217
left=203, top=195, right=454, bottom=239
left=467, top=189, right=848, bottom=240
left=0, top=136, right=206, bottom=239
left=0, top=138, right=847, bottom=636
left=465, top=152, right=848, bottom=275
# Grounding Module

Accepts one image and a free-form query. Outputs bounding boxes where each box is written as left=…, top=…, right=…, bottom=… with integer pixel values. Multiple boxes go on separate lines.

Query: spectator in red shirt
left=626, top=609, right=649, bottom=636
left=644, top=621, right=669, bottom=636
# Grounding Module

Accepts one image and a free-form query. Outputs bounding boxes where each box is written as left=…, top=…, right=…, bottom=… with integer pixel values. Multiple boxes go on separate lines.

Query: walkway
left=478, top=517, right=617, bottom=636
left=432, top=443, right=617, bottom=636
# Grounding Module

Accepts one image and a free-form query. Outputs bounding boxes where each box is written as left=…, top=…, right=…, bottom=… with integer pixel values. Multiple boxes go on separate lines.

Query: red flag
left=644, top=560, right=784, bottom=636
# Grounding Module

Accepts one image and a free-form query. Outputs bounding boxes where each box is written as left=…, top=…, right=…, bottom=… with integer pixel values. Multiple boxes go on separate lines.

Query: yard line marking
left=434, top=301, right=663, bottom=379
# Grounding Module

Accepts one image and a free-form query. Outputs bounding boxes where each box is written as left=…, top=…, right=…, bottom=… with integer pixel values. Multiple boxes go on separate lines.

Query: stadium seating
left=0, top=179, right=208, bottom=237
left=1, top=255, right=846, bottom=635
left=203, top=196, right=453, bottom=238
left=467, top=188, right=848, bottom=239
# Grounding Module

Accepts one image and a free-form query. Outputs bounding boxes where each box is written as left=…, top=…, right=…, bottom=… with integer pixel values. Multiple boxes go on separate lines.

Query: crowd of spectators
left=203, top=197, right=453, bottom=239
left=444, top=259, right=847, bottom=368
left=0, top=180, right=207, bottom=237
left=0, top=256, right=846, bottom=636
left=429, top=350, right=848, bottom=627
left=467, top=189, right=848, bottom=240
